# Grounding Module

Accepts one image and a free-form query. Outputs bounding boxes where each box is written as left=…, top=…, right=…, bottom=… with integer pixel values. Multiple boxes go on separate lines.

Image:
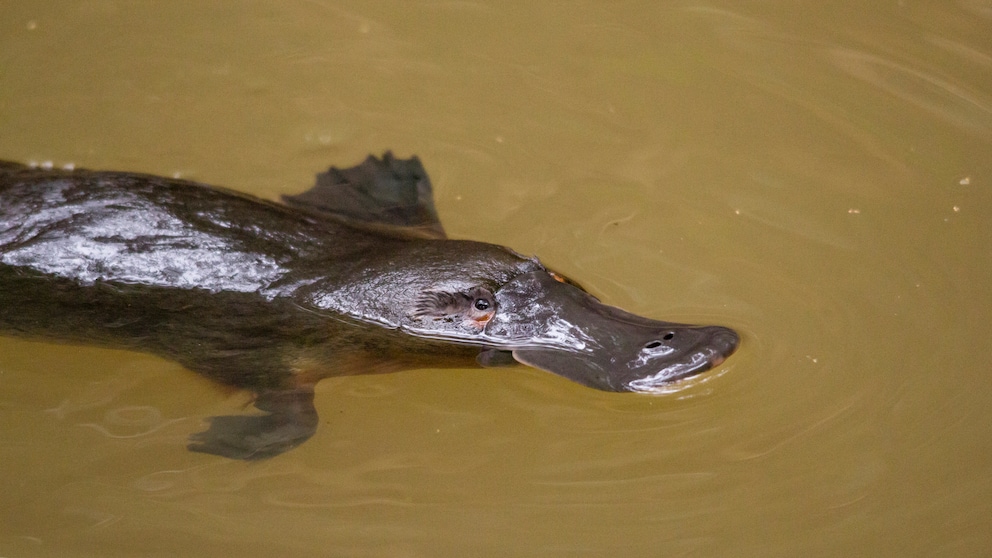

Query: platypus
left=0, top=154, right=739, bottom=459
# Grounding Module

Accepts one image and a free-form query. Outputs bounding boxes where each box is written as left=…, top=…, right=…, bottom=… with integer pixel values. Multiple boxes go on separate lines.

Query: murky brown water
left=1, top=1, right=990, bottom=556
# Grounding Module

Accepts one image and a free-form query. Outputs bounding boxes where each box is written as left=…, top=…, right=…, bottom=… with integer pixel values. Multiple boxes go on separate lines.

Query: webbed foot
left=187, top=388, right=318, bottom=460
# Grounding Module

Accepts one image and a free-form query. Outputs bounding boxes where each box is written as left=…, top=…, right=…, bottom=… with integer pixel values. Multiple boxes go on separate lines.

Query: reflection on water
left=830, top=47, right=992, bottom=138
left=79, top=406, right=183, bottom=439
left=44, top=373, right=143, bottom=420
left=1, top=0, right=990, bottom=556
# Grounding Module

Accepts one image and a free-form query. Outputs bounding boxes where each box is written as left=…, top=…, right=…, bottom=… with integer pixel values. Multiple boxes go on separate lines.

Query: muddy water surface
left=1, top=1, right=990, bottom=556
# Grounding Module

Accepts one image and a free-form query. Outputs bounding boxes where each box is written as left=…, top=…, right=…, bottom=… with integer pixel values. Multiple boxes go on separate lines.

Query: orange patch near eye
left=463, top=313, right=492, bottom=332
left=549, top=271, right=567, bottom=283
left=467, top=312, right=493, bottom=329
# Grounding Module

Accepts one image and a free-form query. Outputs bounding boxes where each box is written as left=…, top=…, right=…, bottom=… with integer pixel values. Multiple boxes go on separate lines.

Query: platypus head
left=384, top=243, right=740, bottom=393
left=303, top=240, right=737, bottom=393
left=485, top=270, right=738, bottom=392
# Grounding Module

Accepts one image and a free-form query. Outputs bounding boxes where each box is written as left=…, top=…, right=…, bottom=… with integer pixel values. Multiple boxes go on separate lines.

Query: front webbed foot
left=187, top=388, right=318, bottom=460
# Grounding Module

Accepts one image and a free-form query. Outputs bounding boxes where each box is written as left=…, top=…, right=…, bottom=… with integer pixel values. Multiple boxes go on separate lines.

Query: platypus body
left=0, top=154, right=738, bottom=459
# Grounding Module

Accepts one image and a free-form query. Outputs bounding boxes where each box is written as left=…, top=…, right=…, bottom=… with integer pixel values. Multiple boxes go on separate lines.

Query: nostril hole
left=662, top=332, right=675, bottom=340
left=644, top=340, right=663, bottom=349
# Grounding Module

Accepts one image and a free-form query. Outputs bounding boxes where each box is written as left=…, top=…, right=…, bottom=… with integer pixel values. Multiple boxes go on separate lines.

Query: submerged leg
left=187, top=387, right=318, bottom=460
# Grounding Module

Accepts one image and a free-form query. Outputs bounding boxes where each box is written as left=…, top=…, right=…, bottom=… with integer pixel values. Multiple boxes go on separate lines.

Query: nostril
left=662, top=332, right=675, bottom=341
left=644, top=340, right=663, bottom=349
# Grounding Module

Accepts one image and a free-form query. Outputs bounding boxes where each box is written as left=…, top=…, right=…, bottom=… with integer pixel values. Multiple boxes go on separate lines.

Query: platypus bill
left=0, top=154, right=739, bottom=459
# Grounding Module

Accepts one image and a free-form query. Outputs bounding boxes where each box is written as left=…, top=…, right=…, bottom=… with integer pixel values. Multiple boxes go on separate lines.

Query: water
left=1, top=1, right=990, bottom=556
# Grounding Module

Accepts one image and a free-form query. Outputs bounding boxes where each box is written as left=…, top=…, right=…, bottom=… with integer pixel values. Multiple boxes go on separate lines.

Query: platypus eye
left=411, top=286, right=496, bottom=322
